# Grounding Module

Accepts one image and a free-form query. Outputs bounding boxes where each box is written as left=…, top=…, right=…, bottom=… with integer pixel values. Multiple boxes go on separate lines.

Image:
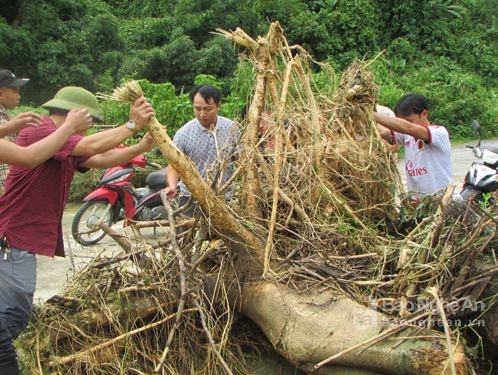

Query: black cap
left=0, top=69, right=29, bottom=88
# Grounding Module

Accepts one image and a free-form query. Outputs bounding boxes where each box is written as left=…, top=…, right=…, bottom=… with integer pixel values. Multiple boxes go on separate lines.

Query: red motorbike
left=71, top=154, right=166, bottom=246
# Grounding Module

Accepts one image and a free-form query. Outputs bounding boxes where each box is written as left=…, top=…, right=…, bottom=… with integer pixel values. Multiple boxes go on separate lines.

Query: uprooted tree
left=20, top=23, right=496, bottom=374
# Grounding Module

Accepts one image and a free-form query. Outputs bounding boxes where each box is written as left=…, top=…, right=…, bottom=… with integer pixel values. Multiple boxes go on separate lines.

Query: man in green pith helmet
left=0, top=86, right=155, bottom=374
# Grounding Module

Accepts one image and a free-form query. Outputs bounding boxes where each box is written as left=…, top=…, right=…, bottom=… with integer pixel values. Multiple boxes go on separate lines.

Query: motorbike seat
left=146, top=169, right=167, bottom=191
left=483, top=146, right=498, bottom=155
left=482, top=149, right=498, bottom=169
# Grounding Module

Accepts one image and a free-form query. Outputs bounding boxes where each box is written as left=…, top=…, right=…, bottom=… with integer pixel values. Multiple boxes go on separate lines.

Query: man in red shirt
left=0, top=86, right=155, bottom=374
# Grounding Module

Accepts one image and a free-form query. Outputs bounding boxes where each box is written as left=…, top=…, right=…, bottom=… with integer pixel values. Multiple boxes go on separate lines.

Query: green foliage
left=105, top=0, right=174, bottom=18
left=287, top=0, right=381, bottom=65
left=376, top=0, right=498, bottom=80
left=0, top=0, right=125, bottom=103
left=69, top=169, right=102, bottom=202
left=119, top=17, right=175, bottom=50
left=9, top=105, right=48, bottom=116
left=98, top=101, right=129, bottom=126
left=312, top=68, right=339, bottom=98
left=0, top=0, right=494, bottom=139
left=139, top=79, right=191, bottom=134
left=229, top=61, right=256, bottom=106
left=0, top=19, right=31, bottom=75
left=195, top=37, right=238, bottom=80
left=194, top=74, right=222, bottom=90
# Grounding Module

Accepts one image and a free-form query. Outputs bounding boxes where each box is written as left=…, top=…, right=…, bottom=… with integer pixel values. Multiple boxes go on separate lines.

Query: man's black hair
left=190, top=85, right=222, bottom=104
left=48, top=108, right=68, bottom=116
left=394, top=93, right=429, bottom=116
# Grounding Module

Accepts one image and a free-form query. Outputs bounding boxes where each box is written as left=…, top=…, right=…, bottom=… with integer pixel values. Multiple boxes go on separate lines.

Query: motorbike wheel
left=72, top=200, right=114, bottom=246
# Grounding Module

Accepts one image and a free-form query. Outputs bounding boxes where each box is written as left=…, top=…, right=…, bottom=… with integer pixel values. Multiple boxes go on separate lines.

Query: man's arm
left=71, top=97, right=154, bottom=156
left=164, top=165, right=180, bottom=200
left=0, top=109, right=91, bottom=168
left=377, top=124, right=394, bottom=142
left=373, top=113, right=430, bottom=142
left=162, top=125, right=186, bottom=200
left=0, top=112, right=42, bottom=137
left=80, top=133, right=154, bottom=169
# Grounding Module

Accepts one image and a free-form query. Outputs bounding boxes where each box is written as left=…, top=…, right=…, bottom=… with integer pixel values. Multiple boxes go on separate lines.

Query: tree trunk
left=241, top=281, right=467, bottom=375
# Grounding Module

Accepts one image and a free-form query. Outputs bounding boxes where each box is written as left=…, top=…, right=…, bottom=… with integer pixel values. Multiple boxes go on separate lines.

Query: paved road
left=35, top=138, right=498, bottom=303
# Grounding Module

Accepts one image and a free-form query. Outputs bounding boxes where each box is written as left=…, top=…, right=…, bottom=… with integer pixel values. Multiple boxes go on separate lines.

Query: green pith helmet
left=42, top=86, right=102, bottom=121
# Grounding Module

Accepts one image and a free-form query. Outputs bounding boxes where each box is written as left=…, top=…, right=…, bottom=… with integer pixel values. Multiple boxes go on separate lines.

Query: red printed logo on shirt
left=406, top=160, right=428, bottom=177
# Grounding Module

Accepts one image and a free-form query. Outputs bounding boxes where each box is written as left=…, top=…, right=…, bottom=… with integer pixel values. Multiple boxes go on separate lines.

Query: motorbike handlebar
left=473, top=148, right=483, bottom=158
left=146, top=161, right=162, bottom=170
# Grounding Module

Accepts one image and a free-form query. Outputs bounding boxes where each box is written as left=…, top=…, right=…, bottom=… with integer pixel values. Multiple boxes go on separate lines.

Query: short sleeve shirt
left=0, top=116, right=87, bottom=257
left=173, top=116, right=239, bottom=196
left=395, top=124, right=452, bottom=196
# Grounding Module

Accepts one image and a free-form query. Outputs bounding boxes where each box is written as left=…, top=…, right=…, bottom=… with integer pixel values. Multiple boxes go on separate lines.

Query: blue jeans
left=0, top=247, right=36, bottom=374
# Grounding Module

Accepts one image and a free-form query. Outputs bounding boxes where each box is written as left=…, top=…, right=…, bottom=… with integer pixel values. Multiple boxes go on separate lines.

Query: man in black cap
left=0, top=69, right=42, bottom=195
left=0, top=69, right=29, bottom=88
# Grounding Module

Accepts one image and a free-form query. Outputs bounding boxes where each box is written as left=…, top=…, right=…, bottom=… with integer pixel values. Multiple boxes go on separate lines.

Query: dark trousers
left=0, top=316, right=19, bottom=375
left=0, top=247, right=36, bottom=375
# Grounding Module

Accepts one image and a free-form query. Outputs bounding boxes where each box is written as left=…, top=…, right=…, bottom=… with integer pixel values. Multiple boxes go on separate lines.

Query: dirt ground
left=35, top=139, right=497, bottom=303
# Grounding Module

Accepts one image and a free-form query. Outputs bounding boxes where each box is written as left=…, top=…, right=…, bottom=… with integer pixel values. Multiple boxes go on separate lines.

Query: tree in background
left=0, top=0, right=496, bottom=136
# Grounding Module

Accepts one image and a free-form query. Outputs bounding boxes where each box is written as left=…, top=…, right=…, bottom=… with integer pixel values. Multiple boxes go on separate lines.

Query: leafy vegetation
left=0, top=0, right=496, bottom=137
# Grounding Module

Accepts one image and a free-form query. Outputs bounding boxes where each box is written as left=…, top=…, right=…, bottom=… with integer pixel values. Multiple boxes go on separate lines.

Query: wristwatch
left=126, top=120, right=139, bottom=135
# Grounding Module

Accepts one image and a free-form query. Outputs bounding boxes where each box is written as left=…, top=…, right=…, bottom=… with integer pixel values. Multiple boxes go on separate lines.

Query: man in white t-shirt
left=374, top=94, right=452, bottom=200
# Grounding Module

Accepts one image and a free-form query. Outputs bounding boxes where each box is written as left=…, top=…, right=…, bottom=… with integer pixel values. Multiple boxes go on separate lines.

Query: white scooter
left=460, top=120, right=498, bottom=205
